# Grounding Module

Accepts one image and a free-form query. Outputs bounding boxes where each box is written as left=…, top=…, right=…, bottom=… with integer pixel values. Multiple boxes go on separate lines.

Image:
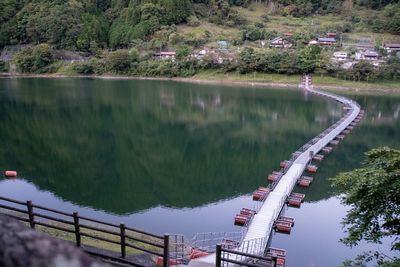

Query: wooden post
left=26, top=201, right=35, bottom=229
left=120, top=223, right=126, bottom=258
left=73, top=212, right=81, bottom=247
left=163, top=234, right=169, bottom=267
left=215, top=244, right=222, bottom=267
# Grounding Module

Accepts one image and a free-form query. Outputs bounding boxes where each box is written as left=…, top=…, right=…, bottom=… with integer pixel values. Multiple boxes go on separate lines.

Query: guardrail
left=216, top=244, right=278, bottom=267
left=0, top=196, right=170, bottom=267
left=223, top=80, right=362, bottom=265
left=190, top=231, right=244, bottom=253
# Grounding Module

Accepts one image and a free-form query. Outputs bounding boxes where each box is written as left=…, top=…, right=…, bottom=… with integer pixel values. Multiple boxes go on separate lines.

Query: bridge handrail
left=231, top=76, right=362, bottom=262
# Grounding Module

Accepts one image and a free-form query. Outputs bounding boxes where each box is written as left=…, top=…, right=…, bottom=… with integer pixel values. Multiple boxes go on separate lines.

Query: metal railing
left=216, top=244, right=278, bottom=267
left=191, top=231, right=244, bottom=253
left=227, top=76, right=362, bottom=264
left=0, top=196, right=170, bottom=267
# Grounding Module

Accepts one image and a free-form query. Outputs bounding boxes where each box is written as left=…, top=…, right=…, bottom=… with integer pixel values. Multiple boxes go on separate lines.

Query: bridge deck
left=188, top=81, right=361, bottom=266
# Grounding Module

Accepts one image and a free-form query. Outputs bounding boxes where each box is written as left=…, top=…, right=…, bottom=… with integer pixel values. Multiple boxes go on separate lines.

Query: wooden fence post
left=215, top=244, right=222, bottom=267
left=120, top=223, right=126, bottom=258
left=163, top=234, right=169, bottom=267
left=73, top=212, right=81, bottom=247
left=26, top=201, right=35, bottom=229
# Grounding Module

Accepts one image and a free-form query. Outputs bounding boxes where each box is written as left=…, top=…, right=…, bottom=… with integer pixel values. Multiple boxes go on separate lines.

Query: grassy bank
left=193, top=70, right=400, bottom=92
left=2, top=69, right=400, bottom=93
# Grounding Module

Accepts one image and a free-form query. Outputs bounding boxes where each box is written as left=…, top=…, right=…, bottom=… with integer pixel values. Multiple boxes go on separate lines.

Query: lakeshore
left=1, top=72, right=399, bottom=94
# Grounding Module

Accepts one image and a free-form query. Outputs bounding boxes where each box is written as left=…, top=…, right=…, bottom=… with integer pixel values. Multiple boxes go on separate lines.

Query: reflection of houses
left=190, top=93, right=222, bottom=111
left=383, top=43, right=400, bottom=54
left=159, top=91, right=175, bottom=107
left=154, top=51, right=176, bottom=60
left=370, top=111, right=396, bottom=125
left=270, top=37, right=293, bottom=48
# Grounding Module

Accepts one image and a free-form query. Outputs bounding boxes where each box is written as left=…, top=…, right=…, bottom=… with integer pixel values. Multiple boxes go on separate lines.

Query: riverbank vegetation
left=1, top=0, right=400, bottom=87
left=331, top=147, right=400, bottom=266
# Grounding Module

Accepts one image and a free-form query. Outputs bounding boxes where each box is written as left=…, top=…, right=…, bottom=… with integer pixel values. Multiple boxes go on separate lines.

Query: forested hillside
left=1, top=0, right=399, bottom=51
left=1, top=0, right=399, bottom=83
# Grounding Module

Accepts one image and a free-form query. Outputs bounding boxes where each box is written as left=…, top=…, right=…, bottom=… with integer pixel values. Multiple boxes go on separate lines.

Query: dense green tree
left=0, top=0, right=111, bottom=50
left=175, top=45, right=192, bottom=60
left=0, top=60, right=6, bottom=72
left=297, top=45, right=322, bottom=73
left=106, top=49, right=138, bottom=73
left=1, top=0, right=399, bottom=50
left=238, top=47, right=258, bottom=73
left=0, top=0, right=25, bottom=24
left=351, top=61, right=378, bottom=81
left=331, top=147, right=400, bottom=254
left=160, top=0, right=192, bottom=24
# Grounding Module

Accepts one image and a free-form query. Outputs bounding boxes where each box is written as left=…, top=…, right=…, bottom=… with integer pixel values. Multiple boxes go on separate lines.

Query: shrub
left=72, top=61, right=95, bottom=75
left=0, top=60, right=6, bottom=72
left=106, top=49, right=138, bottom=73
left=14, top=44, right=54, bottom=73
left=187, top=16, right=200, bottom=27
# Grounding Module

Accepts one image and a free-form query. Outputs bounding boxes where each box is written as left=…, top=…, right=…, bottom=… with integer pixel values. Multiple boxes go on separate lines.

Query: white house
left=270, top=37, right=293, bottom=48
left=332, top=52, right=348, bottom=62
left=155, top=51, right=176, bottom=60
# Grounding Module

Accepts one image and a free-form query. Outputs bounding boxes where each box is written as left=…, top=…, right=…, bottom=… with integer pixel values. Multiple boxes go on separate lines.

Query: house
left=355, top=50, right=379, bottom=61
left=283, top=32, right=294, bottom=37
left=308, top=40, right=318, bottom=45
left=332, top=52, right=348, bottom=62
left=317, top=38, right=336, bottom=46
left=383, top=43, right=400, bottom=54
left=270, top=37, right=293, bottom=48
left=192, top=48, right=217, bottom=59
left=154, top=51, right=176, bottom=60
left=193, top=48, right=235, bottom=64
left=215, top=50, right=236, bottom=64
left=340, top=61, right=357, bottom=70
left=326, top=32, right=337, bottom=38
left=217, top=41, right=228, bottom=50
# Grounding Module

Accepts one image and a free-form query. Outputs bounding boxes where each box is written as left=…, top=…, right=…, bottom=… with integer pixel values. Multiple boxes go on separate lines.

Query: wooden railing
left=0, top=196, right=170, bottom=267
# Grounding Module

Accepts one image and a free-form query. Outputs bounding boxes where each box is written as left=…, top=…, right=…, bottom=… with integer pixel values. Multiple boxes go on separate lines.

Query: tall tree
left=331, top=147, right=400, bottom=259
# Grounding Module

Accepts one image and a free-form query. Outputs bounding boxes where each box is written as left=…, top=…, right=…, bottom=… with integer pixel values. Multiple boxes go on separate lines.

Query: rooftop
left=363, top=50, right=379, bottom=57
left=318, top=38, right=336, bottom=42
left=384, top=43, right=400, bottom=48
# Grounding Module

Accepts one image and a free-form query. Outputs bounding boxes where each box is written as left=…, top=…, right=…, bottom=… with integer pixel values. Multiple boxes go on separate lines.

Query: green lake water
left=0, top=78, right=399, bottom=266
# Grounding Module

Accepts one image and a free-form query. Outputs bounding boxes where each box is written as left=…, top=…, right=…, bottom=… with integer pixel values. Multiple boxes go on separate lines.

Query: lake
left=0, top=78, right=399, bottom=266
